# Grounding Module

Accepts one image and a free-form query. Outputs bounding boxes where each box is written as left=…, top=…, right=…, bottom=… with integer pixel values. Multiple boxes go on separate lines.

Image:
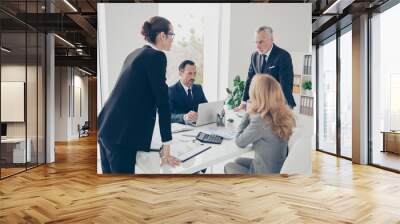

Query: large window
left=339, top=28, right=352, bottom=158
left=370, top=3, right=400, bottom=171
left=317, top=25, right=353, bottom=159
left=159, top=4, right=207, bottom=85
left=317, top=36, right=337, bottom=155
left=159, top=4, right=221, bottom=101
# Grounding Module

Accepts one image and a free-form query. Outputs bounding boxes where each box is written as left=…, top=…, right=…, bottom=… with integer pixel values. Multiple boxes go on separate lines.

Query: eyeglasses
left=167, top=32, right=175, bottom=39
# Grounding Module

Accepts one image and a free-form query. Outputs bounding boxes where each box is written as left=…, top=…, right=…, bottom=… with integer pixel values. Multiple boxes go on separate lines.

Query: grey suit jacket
left=235, top=113, right=288, bottom=174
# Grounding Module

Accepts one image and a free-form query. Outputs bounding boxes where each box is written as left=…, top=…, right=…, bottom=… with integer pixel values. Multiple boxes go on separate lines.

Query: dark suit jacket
left=98, top=45, right=172, bottom=153
left=168, top=81, right=208, bottom=124
left=243, top=44, right=296, bottom=108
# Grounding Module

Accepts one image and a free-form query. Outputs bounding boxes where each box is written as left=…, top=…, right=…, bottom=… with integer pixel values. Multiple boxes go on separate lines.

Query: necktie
left=188, top=88, right=194, bottom=110
left=261, top=54, right=267, bottom=72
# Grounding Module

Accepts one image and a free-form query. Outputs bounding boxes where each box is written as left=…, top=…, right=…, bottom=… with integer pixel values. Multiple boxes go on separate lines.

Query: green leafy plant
left=226, top=76, right=245, bottom=109
left=302, top=80, right=312, bottom=90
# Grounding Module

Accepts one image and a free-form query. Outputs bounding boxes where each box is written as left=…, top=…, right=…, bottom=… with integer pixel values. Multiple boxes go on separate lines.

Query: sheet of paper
left=171, top=142, right=211, bottom=162
left=204, top=128, right=237, bottom=140
left=171, top=123, right=194, bottom=133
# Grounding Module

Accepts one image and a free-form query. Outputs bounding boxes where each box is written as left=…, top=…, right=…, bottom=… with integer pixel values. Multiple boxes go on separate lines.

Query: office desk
left=136, top=111, right=251, bottom=174
left=381, top=131, right=400, bottom=154
left=1, top=138, right=32, bottom=164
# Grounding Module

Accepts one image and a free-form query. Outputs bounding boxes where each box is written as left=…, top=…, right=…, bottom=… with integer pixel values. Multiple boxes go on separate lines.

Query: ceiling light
left=54, top=34, right=75, bottom=48
left=1, top=47, right=11, bottom=53
left=63, top=0, right=78, bottom=12
left=322, top=0, right=354, bottom=15
left=78, top=67, right=92, bottom=76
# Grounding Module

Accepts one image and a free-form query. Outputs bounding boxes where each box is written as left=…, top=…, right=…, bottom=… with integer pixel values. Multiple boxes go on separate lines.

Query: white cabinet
left=1, top=138, right=32, bottom=163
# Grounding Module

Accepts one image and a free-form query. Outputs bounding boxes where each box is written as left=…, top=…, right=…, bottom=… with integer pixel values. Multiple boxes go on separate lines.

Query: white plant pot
left=304, top=89, right=312, bottom=96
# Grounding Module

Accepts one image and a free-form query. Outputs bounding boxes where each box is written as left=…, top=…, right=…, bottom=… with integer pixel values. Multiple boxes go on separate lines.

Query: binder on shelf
left=300, top=96, right=313, bottom=116
left=303, top=55, right=312, bottom=75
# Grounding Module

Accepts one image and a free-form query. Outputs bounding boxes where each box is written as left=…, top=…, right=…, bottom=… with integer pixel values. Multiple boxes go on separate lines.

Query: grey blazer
left=235, top=113, right=288, bottom=174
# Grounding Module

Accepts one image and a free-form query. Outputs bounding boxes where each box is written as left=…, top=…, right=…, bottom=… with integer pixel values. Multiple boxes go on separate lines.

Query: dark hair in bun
left=141, top=16, right=171, bottom=44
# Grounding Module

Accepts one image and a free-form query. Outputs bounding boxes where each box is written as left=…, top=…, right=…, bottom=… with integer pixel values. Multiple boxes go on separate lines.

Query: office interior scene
left=97, top=3, right=314, bottom=174
left=1, top=0, right=400, bottom=223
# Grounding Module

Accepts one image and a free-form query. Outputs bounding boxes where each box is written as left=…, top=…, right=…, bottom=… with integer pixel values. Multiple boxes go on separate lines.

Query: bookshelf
left=292, top=54, right=313, bottom=116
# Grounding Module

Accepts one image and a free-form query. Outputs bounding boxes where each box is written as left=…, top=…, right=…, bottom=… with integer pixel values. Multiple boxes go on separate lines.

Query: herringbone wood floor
left=1, top=135, right=400, bottom=223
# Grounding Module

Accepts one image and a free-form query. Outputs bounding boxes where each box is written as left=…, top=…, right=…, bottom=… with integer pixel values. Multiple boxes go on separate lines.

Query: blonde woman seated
left=224, top=74, right=295, bottom=174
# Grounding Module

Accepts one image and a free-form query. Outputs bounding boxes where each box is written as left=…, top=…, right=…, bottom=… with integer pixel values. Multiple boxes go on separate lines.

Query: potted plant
left=226, top=75, right=245, bottom=109
left=302, top=80, right=312, bottom=96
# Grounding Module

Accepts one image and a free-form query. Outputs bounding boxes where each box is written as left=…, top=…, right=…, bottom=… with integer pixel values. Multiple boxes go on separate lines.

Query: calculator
left=196, top=132, right=223, bottom=144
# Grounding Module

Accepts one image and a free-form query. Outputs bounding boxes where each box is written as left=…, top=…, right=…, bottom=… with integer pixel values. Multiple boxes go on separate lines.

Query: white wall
left=1, top=64, right=47, bottom=163
left=55, top=67, right=68, bottom=141
left=98, top=3, right=311, bottom=104
left=224, top=3, right=312, bottom=97
left=216, top=4, right=231, bottom=101
left=55, top=67, right=89, bottom=141
left=202, top=4, right=223, bottom=102
left=97, top=3, right=158, bottom=111
left=1, top=65, right=38, bottom=137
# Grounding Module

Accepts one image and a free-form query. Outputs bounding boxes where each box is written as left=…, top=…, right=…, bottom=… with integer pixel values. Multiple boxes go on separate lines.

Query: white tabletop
left=136, top=110, right=252, bottom=174
left=1, top=138, right=28, bottom=144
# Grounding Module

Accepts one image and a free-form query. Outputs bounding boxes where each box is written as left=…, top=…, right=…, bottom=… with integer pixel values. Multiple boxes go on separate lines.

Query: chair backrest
left=280, top=114, right=313, bottom=175
left=82, top=121, right=90, bottom=129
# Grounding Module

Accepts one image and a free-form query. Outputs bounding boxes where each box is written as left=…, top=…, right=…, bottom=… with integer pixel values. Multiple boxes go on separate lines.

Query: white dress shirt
left=242, top=45, right=274, bottom=105
left=258, top=44, right=273, bottom=70
left=180, top=80, right=194, bottom=125
left=146, top=42, right=161, bottom=52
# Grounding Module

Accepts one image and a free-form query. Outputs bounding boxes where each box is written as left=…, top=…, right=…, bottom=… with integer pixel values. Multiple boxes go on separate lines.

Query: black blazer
left=98, top=45, right=172, bottom=152
left=168, top=81, right=208, bottom=124
left=243, top=44, right=296, bottom=108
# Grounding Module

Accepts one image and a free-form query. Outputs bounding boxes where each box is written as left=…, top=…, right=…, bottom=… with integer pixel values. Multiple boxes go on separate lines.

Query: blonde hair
left=248, top=74, right=295, bottom=141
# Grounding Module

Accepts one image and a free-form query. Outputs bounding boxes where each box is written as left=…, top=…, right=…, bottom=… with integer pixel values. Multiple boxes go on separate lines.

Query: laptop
left=192, top=100, right=225, bottom=126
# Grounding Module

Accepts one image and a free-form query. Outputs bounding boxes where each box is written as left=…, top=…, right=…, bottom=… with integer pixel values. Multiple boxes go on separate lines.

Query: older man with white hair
left=236, top=26, right=296, bottom=110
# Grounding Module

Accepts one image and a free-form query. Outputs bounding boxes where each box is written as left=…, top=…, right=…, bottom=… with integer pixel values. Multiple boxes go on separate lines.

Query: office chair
left=280, top=114, right=313, bottom=176
left=79, top=121, right=90, bottom=138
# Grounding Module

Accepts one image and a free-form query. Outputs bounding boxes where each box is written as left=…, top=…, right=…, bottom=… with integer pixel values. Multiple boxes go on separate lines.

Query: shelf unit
left=292, top=55, right=313, bottom=116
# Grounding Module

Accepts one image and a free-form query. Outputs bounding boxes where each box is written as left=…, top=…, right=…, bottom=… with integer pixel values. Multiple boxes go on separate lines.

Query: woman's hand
left=160, top=145, right=181, bottom=167
left=246, top=101, right=254, bottom=114
left=234, top=102, right=246, bottom=112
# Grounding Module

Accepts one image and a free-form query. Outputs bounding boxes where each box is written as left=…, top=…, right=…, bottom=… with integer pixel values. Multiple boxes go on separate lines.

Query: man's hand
left=185, top=111, right=198, bottom=123
left=234, top=102, right=246, bottom=112
left=160, top=145, right=180, bottom=167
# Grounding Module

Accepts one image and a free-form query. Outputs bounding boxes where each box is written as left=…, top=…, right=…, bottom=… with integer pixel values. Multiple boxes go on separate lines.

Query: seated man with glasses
left=168, top=60, right=208, bottom=124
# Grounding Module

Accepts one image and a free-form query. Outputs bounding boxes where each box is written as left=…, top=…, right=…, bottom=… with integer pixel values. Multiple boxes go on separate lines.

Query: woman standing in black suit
left=98, top=16, right=180, bottom=174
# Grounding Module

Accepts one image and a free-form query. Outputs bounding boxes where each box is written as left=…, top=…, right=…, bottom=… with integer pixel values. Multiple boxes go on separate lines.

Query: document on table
left=171, top=123, right=194, bottom=133
left=171, top=143, right=211, bottom=162
left=204, top=128, right=237, bottom=140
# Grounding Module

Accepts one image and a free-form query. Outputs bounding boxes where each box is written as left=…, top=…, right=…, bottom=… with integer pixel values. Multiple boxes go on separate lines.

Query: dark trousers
left=99, top=139, right=136, bottom=174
